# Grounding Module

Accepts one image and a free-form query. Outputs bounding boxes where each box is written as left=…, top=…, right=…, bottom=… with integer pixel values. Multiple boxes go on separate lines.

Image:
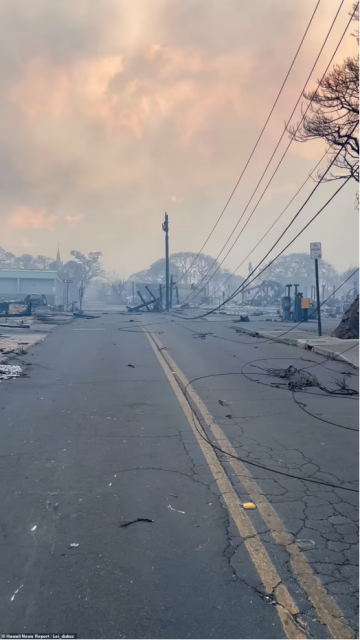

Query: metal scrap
left=127, top=286, right=163, bottom=313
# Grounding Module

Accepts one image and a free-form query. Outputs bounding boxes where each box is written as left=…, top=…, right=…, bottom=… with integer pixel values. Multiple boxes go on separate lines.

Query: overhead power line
left=200, top=175, right=351, bottom=318
left=175, top=0, right=322, bottom=286
left=170, top=124, right=356, bottom=320
left=172, top=176, right=349, bottom=320
left=184, top=0, right=350, bottom=304
left=208, top=150, right=328, bottom=300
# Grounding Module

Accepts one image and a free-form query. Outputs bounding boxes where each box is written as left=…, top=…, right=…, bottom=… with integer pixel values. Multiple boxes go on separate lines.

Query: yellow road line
left=145, top=329, right=307, bottom=639
left=146, top=329, right=355, bottom=640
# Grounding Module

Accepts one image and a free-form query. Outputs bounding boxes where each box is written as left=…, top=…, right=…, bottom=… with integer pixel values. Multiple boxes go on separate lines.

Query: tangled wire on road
left=258, top=364, right=359, bottom=396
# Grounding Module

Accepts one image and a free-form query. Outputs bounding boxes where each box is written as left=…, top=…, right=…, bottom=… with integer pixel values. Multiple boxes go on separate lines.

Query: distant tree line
left=130, top=251, right=244, bottom=295
left=1, top=246, right=357, bottom=303
left=0, top=246, right=103, bottom=295
left=130, top=251, right=358, bottom=300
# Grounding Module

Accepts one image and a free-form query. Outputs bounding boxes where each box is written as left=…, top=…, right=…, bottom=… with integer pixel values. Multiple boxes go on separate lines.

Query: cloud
left=9, top=207, right=57, bottom=230
left=63, top=214, right=85, bottom=226
left=265, top=183, right=297, bottom=203
left=0, top=0, right=357, bottom=274
left=19, top=238, right=34, bottom=248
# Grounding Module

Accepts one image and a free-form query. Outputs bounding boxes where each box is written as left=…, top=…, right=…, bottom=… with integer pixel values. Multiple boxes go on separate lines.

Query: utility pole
left=170, top=275, right=174, bottom=308
left=310, top=243, right=322, bottom=337
left=315, top=259, right=322, bottom=336
left=162, top=213, right=170, bottom=310
left=79, top=279, right=84, bottom=313
left=63, top=279, right=73, bottom=311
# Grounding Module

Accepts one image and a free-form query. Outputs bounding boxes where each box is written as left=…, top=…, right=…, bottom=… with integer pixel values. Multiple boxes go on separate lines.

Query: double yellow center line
left=145, top=328, right=354, bottom=640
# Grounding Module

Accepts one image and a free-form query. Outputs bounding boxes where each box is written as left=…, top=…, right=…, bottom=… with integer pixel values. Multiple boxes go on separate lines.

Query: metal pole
left=314, top=258, right=322, bottom=336
left=79, top=279, right=84, bottom=312
left=66, top=282, right=69, bottom=310
left=163, top=213, right=170, bottom=310
left=170, top=275, right=174, bottom=308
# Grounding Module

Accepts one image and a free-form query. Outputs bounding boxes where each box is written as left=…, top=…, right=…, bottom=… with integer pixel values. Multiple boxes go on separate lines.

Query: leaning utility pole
left=162, top=213, right=170, bottom=310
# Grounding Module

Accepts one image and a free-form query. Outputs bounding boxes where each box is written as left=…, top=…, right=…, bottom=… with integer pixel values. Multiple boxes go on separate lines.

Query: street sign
left=310, top=242, right=322, bottom=259
left=64, top=279, right=73, bottom=283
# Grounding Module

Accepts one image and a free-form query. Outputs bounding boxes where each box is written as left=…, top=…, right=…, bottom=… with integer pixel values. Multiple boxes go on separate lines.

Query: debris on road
left=225, top=414, right=233, bottom=419
left=73, top=312, right=101, bottom=319
left=0, top=365, right=23, bottom=380
left=219, top=399, right=231, bottom=406
left=242, top=502, right=256, bottom=509
left=10, top=585, right=24, bottom=601
left=296, top=539, right=315, bottom=549
left=127, top=363, right=135, bottom=368
left=168, top=504, right=185, bottom=514
left=119, top=518, right=154, bottom=527
left=0, top=323, right=30, bottom=329
left=260, top=364, right=358, bottom=395
left=68, top=543, right=80, bottom=548
left=126, top=285, right=163, bottom=313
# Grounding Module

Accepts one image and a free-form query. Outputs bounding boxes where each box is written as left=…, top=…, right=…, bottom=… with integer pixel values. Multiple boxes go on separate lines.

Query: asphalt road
left=0, top=312, right=358, bottom=639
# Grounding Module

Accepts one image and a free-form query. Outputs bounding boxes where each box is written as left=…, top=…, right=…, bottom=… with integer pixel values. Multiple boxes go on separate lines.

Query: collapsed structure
left=333, top=297, right=359, bottom=339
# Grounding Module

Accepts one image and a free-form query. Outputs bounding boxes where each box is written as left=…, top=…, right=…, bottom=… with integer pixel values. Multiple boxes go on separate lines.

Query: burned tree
left=289, top=3, right=359, bottom=338
left=289, top=3, right=359, bottom=187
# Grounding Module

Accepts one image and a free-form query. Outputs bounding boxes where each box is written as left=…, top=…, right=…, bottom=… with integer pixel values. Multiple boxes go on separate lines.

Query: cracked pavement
left=155, top=314, right=359, bottom=637
left=0, top=313, right=358, bottom=638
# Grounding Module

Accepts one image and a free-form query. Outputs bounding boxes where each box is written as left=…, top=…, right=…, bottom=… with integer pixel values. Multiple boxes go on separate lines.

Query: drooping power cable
left=175, top=0, right=323, bottom=286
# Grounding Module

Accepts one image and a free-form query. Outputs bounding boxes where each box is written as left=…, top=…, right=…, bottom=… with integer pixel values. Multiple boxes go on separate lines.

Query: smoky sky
left=0, top=0, right=357, bottom=274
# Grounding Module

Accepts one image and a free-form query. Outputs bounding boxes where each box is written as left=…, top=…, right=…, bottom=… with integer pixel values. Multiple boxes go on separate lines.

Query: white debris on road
left=168, top=504, right=185, bottom=514
left=10, top=584, right=24, bottom=601
left=0, top=365, right=22, bottom=380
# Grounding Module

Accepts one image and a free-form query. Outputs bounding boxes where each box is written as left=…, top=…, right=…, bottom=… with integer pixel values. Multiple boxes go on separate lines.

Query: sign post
left=64, top=279, right=73, bottom=310
left=310, top=243, right=322, bottom=336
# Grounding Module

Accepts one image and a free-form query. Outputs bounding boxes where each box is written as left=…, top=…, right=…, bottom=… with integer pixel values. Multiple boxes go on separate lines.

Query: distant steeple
left=55, top=243, right=62, bottom=268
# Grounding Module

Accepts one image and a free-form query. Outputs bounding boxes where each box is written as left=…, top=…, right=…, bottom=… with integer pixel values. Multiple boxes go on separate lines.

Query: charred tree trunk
left=332, top=297, right=359, bottom=339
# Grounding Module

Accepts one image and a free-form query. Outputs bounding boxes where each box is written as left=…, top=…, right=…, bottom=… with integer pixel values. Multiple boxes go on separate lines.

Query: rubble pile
left=332, top=296, right=359, bottom=339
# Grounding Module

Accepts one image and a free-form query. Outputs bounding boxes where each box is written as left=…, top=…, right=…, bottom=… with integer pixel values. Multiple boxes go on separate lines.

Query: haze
left=0, top=0, right=358, bottom=276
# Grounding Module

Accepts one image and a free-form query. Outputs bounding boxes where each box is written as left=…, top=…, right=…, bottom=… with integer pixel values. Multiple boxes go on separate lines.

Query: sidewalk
left=232, top=324, right=359, bottom=368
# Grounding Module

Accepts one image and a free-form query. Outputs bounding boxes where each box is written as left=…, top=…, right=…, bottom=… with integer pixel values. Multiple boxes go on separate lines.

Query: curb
left=233, top=326, right=359, bottom=369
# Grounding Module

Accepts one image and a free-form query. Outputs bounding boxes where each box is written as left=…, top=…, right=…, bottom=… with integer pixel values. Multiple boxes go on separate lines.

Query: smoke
left=0, top=0, right=357, bottom=271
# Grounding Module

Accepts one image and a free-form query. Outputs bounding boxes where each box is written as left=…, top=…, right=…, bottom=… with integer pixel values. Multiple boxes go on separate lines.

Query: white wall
left=0, top=272, right=64, bottom=305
